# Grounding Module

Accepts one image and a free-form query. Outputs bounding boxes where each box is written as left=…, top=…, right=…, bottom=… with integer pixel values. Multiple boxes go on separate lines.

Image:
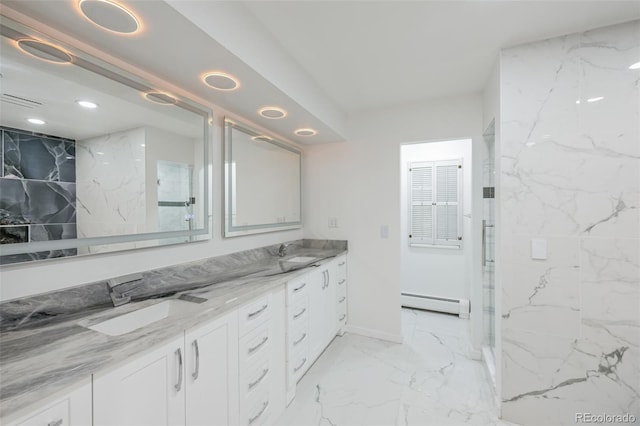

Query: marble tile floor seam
left=277, top=308, right=519, bottom=426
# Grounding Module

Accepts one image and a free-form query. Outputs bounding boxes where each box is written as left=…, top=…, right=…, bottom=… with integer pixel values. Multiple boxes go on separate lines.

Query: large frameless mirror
left=0, top=16, right=211, bottom=265
left=224, top=119, right=301, bottom=237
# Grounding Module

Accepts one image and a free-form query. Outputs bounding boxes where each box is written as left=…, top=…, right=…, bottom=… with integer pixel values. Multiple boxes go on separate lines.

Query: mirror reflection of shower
left=157, top=160, right=195, bottom=240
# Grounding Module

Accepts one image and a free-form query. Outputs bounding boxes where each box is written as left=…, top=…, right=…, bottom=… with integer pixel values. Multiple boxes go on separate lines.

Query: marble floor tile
left=277, top=309, right=518, bottom=426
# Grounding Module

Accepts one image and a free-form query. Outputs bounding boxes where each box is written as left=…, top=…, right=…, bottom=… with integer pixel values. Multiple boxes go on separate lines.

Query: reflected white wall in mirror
left=224, top=120, right=301, bottom=237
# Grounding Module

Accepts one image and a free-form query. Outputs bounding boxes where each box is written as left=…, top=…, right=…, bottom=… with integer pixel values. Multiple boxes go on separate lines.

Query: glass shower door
left=482, top=122, right=496, bottom=372
left=157, top=160, right=194, bottom=239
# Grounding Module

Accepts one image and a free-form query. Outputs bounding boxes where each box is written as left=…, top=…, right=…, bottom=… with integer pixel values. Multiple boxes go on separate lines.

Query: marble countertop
left=0, top=240, right=346, bottom=421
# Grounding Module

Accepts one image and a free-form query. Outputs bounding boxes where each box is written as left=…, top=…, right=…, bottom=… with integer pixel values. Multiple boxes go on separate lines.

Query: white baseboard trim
left=345, top=324, right=404, bottom=344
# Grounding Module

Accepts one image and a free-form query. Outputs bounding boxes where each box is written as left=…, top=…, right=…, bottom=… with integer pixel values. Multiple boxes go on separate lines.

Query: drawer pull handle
left=175, top=348, right=183, bottom=392
left=248, top=304, right=268, bottom=319
left=338, top=279, right=346, bottom=285
left=48, top=420, right=63, bottom=426
left=192, top=339, right=200, bottom=380
left=338, top=261, right=346, bottom=266
left=248, top=336, right=269, bottom=354
left=294, top=357, right=307, bottom=372
left=339, top=314, right=346, bottom=321
left=293, top=332, right=307, bottom=346
left=293, top=307, right=306, bottom=319
left=249, top=400, right=269, bottom=425
left=293, top=283, right=306, bottom=292
left=338, top=296, right=346, bottom=303
left=248, top=368, right=270, bottom=390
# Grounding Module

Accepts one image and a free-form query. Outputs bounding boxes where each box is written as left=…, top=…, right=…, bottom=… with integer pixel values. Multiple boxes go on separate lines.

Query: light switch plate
left=531, top=238, right=547, bottom=260
left=380, top=225, right=389, bottom=239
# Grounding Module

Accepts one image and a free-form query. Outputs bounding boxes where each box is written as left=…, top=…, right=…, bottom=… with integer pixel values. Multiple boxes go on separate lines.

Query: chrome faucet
left=278, top=243, right=290, bottom=257
left=106, top=273, right=143, bottom=307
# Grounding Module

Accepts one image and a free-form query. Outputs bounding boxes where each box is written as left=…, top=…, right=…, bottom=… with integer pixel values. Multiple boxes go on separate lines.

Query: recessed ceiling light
left=587, top=96, right=604, bottom=103
left=294, top=128, right=317, bottom=137
left=629, top=61, right=640, bottom=70
left=144, top=91, right=177, bottom=105
left=575, top=100, right=581, bottom=104
left=251, top=135, right=273, bottom=142
left=26, top=118, right=46, bottom=125
left=140, top=144, right=145, bottom=147
left=258, top=106, right=287, bottom=119
left=16, top=39, right=73, bottom=64
left=76, top=100, right=98, bottom=109
left=202, top=72, right=240, bottom=91
left=78, top=0, right=141, bottom=35
left=96, top=151, right=105, bottom=155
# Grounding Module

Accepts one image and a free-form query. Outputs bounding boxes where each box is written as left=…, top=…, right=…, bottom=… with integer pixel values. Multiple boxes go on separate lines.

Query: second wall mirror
left=224, top=119, right=301, bottom=237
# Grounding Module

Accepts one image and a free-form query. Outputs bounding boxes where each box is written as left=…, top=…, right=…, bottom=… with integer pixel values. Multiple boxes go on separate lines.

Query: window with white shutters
left=408, top=159, right=462, bottom=248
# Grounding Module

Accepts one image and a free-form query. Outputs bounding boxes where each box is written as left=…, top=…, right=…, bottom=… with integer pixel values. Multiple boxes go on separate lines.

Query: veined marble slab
left=0, top=239, right=347, bottom=421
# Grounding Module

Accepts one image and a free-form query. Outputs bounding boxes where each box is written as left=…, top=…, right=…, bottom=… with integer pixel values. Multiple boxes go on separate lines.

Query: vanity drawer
left=337, top=300, right=347, bottom=324
left=287, top=276, right=310, bottom=306
left=337, top=278, right=347, bottom=301
left=289, top=346, right=309, bottom=385
left=240, top=359, right=272, bottom=401
left=239, top=322, right=271, bottom=370
left=241, top=390, right=272, bottom=426
left=336, top=256, right=347, bottom=281
left=287, top=320, right=309, bottom=353
left=239, top=295, right=271, bottom=336
left=15, top=399, right=69, bottom=426
left=288, top=298, right=308, bottom=325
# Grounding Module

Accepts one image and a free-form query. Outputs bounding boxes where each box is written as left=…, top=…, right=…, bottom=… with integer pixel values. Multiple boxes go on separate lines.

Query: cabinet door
left=307, top=268, right=326, bottom=361
left=7, top=380, right=91, bottom=426
left=185, top=312, right=238, bottom=426
left=93, top=336, right=185, bottom=426
left=323, top=260, right=338, bottom=344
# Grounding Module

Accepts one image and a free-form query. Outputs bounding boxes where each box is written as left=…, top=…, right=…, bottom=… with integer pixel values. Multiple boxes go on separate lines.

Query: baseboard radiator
left=401, top=292, right=470, bottom=318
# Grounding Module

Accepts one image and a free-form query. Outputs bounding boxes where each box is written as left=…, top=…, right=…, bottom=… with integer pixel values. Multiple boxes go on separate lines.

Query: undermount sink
left=285, top=256, right=317, bottom=263
left=86, top=300, right=197, bottom=336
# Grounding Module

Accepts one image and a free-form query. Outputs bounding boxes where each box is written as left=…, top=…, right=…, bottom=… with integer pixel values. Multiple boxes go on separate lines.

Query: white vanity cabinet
left=335, top=255, right=348, bottom=333
left=93, top=311, right=238, bottom=426
left=6, top=380, right=92, bottom=426
left=237, top=289, right=286, bottom=426
left=185, top=311, right=239, bottom=426
left=93, top=335, right=186, bottom=426
left=285, top=255, right=348, bottom=404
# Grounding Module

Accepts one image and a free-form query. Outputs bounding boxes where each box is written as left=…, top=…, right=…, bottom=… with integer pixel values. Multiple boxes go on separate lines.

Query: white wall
left=303, top=94, right=483, bottom=343
left=0, top=113, right=303, bottom=302
left=400, top=139, right=472, bottom=302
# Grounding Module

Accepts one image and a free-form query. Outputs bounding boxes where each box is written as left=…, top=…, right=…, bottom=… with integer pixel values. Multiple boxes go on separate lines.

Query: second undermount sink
left=86, top=299, right=197, bottom=336
left=285, top=256, right=318, bottom=263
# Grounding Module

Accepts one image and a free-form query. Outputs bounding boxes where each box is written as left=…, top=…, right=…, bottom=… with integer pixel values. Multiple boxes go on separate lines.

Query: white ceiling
left=242, top=1, right=640, bottom=114
left=2, top=1, right=638, bottom=144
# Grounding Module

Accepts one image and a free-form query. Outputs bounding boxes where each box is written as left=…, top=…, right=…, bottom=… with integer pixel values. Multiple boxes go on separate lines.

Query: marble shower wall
left=76, top=127, right=146, bottom=254
left=499, top=20, right=639, bottom=424
left=0, top=127, right=77, bottom=263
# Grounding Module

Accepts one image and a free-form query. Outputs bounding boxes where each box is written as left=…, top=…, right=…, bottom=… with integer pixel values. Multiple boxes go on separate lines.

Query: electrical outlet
left=328, top=217, right=338, bottom=228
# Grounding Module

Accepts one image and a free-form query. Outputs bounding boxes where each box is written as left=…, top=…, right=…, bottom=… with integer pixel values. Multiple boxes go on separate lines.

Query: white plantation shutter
left=409, top=159, right=462, bottom=248
left=409, top=164, right=434, bottom=244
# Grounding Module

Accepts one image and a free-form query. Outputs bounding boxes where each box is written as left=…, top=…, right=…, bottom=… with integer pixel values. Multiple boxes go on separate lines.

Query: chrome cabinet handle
left=338, top=296, right=346, bottom=303
left=248, top=400, right=269, bottom=425
left=192, top=339, right=200, bottom=380
left=338, top=279, right=346, bottom=285
left=248, top=304, right=268, bottom=319
left=248, top=368, right=269, bottom=390
left=293, top=332, right=307, bottom=346
left=293, top=282, right=306, bottom=292
left=248, top=336, right=269, bottom=354
left=339, top=314, right=346, bottom=321
left=175, top=348, right=183, bottom=392
left=294, top=357, right=307, bottom=372
left=338, top=261, right=345, bottom=266
left=482, top=219, right=487, bottom=267
left=48, top=420, right=63, bottom=426
left=293, top=307, right=306, bottom=319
